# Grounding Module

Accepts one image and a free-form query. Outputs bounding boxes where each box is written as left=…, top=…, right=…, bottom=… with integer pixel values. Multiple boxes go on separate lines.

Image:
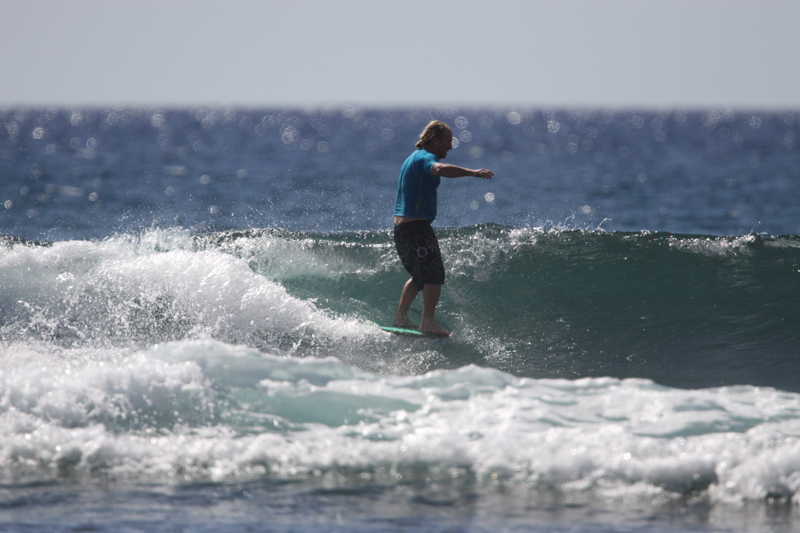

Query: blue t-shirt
left=393, top=149, right=440, bottom=222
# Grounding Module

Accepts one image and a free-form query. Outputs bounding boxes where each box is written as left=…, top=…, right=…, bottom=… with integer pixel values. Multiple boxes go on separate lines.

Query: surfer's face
left=429, top=130, right=453, bottom=159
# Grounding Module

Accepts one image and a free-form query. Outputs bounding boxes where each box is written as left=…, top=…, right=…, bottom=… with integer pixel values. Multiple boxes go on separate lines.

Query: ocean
left=1, top=106, right=800, bottom=531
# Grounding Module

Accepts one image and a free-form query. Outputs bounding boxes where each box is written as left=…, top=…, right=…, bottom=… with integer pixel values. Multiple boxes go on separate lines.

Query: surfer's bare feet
left=419, top=320, right=451, bottom=336
left=393, top=315, right=418, bottom=329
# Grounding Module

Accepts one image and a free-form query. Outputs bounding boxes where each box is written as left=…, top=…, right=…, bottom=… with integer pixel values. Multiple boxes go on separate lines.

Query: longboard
left=379, top=325, right=445, bottom=337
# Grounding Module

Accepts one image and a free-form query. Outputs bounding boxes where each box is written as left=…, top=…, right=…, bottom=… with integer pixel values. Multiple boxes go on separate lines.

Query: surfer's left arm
left=431, top=163, right=493, bottom=179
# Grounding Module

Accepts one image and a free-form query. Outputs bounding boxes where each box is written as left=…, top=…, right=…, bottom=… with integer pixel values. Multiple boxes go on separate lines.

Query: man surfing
left=392, top=120, right=494, bottom=336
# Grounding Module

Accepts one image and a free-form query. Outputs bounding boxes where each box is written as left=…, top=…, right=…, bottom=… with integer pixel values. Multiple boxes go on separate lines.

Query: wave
left=201, top=224, right=800, bottom=391
left=2, top=337, right=800, bottom=505
left=2, top=225, right=799, bottom=391
left=3, top=228, right=800, bottom=505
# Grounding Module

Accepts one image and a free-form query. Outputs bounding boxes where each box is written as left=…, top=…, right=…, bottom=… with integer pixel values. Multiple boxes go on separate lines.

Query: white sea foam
left=0, top=237, right=377, bottom=350
left=2, top=337, right=800, bottom=505
left=201, top=230, right=397, bottom=282
left=667, top=234, right=758, bottom=257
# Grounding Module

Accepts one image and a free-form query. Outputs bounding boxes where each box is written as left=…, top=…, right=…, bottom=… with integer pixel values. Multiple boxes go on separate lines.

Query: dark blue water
left=1, top=106, right=800, bottom=532
left=2, top=107, right=799, bottom=240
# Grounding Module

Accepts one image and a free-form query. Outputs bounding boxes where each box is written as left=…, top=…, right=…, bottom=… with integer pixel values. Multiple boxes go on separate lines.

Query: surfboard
left=379, top=325, right=444, bottom=337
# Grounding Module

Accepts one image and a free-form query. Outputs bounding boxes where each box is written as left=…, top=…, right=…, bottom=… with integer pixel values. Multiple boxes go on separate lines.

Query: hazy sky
left=2, top=0, right=799, bottom=109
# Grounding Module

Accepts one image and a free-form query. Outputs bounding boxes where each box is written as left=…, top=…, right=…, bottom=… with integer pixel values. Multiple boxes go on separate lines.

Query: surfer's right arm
left=431, top=163, right=494, bottom=179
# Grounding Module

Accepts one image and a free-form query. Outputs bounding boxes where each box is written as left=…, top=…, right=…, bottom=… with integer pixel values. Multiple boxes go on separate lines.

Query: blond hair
left=415, top=120, right=451, bottom=149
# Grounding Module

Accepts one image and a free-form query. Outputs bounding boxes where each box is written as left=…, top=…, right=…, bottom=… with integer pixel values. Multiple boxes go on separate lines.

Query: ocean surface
left=1, top=106, right=800, bottom=531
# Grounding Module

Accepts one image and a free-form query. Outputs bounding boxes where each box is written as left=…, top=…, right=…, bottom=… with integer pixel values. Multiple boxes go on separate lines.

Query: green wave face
left=199, top=225, right=800, bottom=392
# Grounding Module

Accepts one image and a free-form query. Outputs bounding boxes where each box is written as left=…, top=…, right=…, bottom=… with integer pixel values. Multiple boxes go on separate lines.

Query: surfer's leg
left=394, top=278, right=419, bottom=328
left=394, top=222, right=424, bottom=328
left=420, top=284, right=451, bottom=336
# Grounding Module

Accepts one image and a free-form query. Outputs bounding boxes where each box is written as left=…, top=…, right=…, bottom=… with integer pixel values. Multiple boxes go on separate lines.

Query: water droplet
left=150, top=113, right=166, bottom=128
left=281, top=128, right=300, bottom=144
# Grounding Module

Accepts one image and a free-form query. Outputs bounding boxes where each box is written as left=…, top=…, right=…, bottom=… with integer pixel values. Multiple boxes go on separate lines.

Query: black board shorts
left=393, top=220, right=445, bottom=290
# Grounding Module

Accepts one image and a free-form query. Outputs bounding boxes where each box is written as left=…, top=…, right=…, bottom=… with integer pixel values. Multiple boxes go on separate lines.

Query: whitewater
left=1, top=106, right=800, bottom=531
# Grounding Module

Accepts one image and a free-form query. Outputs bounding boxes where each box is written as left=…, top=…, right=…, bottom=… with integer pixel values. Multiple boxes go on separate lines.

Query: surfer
left=393, top=120, right=494, bottom=336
